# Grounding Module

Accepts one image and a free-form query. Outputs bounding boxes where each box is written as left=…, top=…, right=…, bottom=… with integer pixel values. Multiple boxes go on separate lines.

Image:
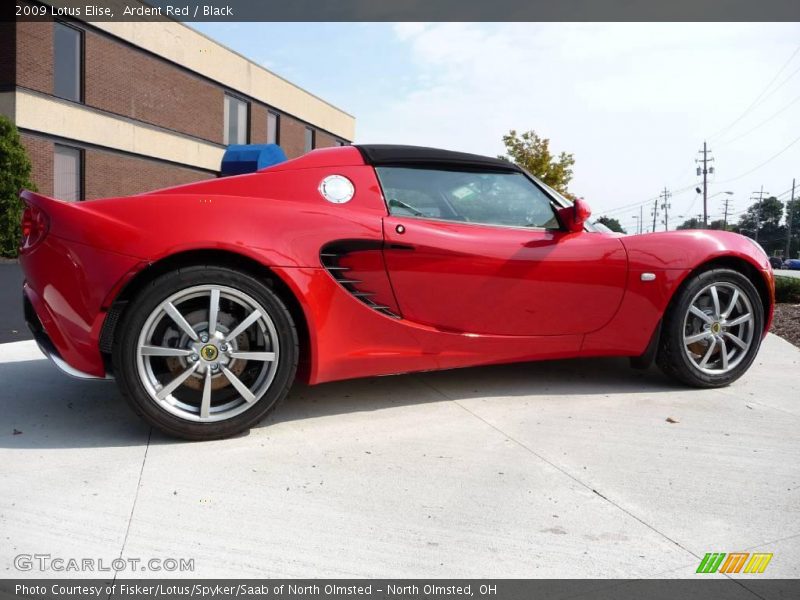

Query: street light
left=694, top=188, right=734, bottom=199
left=694, top=189, right=734, bottom=228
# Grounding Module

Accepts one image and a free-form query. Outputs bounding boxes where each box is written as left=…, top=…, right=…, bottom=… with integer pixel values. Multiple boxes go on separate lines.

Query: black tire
left=656, top=268, right=764, bottom=388
left=113, top=265, right=298, bottom=440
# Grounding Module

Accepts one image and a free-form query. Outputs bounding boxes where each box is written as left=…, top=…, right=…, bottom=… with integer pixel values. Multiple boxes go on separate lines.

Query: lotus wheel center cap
left=711, top=322, right=722, bottom=334
left=200, top=344, right=219, bottom=361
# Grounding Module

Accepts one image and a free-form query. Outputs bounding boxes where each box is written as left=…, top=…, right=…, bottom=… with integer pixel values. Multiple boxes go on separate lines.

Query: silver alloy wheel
left=682, top=281, right=755, bottom=375
left=135, top=284, right=280, bottom=422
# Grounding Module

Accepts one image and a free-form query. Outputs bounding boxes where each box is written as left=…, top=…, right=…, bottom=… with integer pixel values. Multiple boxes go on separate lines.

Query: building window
left=54, top=145, right=83, bottom=202
left=267, top=111, right=279, bottom=145
left=53, top=23, right=82, bottom=102
left=224, top=94, right=249, bottom=145
left=304, top=127, right=315, bottom=153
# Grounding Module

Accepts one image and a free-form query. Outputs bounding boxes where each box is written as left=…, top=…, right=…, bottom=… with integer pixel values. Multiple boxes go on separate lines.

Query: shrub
left=0, top=115, right=36, bottom=258
left=775, top=276, right=800, bottom=304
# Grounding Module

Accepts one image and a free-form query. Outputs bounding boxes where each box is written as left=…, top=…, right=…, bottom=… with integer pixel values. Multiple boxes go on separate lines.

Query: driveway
left=1, top=333, right=798, bottom=580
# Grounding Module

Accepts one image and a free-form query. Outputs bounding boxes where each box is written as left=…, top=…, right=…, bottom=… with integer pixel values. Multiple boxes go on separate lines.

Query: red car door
left=377, top=167, right=627, bottom=337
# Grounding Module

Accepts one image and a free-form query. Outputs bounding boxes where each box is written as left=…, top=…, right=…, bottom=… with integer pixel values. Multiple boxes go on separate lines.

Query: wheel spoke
left=229, top=351, right=276, bottom=362
left=723, top=289, right=739, bottom=318
left=164, top=302, right=200, bottom=342
left=208, top=288, right=220, bottom=336
left=710, top=285, right=721, bottom=319
left=224, top=310, right=262, bottom=342
left=726, top=313, right=752, bottom=327
left=221, top=366, right=256, bottom=403
left=157, top=363, right=199, bottom=400
left=698, top=337, right=717, bottom=368
left=689, top=305, right=714, bottom=324
left=141, top=345, right=194, bottom=357
left=685, top=331, right=711, bottom=345
left=719, top=338, right=729, bottom=370
left=724, top=331, right=748, bottom=350
left=200, top=369, right=212, bottom=419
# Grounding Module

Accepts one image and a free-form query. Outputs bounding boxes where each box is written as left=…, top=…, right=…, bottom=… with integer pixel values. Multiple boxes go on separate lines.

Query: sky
left=192, top=22, right=800, bottom=232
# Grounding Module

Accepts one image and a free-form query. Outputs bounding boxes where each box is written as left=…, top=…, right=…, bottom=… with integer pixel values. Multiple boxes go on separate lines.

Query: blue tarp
left=220, top=144, right=287, bottom=176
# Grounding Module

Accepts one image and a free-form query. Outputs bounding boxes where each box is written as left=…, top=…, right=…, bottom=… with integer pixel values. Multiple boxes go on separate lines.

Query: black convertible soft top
left=355, top=144, right=521, bottom=172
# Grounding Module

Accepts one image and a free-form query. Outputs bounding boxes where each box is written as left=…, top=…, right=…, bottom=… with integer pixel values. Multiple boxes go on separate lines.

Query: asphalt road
left=0, top=262, right=27, bottom=344
left=1, top=334, right=798, bottom=579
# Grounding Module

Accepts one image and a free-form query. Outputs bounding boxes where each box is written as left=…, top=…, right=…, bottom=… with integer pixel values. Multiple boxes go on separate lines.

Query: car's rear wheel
left=657, top=268, right=764, bottom=388
left=113, top=266, right=298, bottom=440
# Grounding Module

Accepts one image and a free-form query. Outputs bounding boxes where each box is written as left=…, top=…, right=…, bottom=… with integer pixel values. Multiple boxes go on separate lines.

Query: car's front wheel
left=657, top=268, right=764, bottom=388
left=113, top=265, right=298, bottom=440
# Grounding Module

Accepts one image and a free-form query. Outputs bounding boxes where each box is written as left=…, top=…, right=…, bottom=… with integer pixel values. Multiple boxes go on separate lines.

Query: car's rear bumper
left=20, top=235, right=143, bottom=379
left=24, top=289, right=111, bottom=380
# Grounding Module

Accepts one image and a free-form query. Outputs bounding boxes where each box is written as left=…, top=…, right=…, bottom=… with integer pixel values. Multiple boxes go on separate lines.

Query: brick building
left=1, top=3, right=354, bottom=200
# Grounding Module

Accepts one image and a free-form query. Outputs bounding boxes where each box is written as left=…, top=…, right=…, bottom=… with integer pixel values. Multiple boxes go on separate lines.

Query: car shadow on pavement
left=1, top=358, right=149, bottom=449
left=1, top=355, right=680, bottom=449
left=270, top=357, right=681, bottom=426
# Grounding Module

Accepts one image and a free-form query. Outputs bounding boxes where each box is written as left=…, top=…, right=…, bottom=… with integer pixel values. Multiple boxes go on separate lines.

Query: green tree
left=0, top=116, right=36, bottom=257
left=738, top=196, right=786, bottom=255
left=595, top=215, right=626, bottom=233
left=677, top=217, right=703, bottom=230
left=499, top=130, right=576, bottom=199
left=708, top=219, right=731, bottom=231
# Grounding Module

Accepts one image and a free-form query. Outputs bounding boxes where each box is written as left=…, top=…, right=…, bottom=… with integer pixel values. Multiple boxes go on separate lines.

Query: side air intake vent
left=321, top=241, right=401, bottom=319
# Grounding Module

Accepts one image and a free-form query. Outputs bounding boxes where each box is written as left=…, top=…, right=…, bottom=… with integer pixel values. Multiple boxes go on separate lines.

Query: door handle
left=386, top=243, right=415, bottom=251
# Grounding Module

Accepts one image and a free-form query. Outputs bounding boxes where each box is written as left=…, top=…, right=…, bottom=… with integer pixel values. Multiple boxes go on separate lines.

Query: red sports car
left=19, top=145, right=774, bottom=440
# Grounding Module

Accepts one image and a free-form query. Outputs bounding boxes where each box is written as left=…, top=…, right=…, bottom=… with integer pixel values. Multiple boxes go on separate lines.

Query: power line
left=716, top=133, right=800, bottom=184
left=601, top=183, right=697, bottom=217
left=716, top=93, right=800, bottom=147
left=708, top=44, right=800, bottom=142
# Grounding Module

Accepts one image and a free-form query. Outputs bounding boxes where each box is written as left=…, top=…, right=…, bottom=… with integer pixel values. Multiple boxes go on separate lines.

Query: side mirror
left=557, top=198, right=592, bottom=233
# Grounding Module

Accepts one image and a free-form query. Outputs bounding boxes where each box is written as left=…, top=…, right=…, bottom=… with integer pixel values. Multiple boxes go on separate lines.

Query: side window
left=267, top=111, right=279, bottom=144
left=224, top=94, right=249, bottom=145
left=304, top=127, right=315, bottom=153
left=375, top=167, right=560, bottom=229
left=54, top=144, right=83, bottom=201
left=53, top=23, right=82, bottom=102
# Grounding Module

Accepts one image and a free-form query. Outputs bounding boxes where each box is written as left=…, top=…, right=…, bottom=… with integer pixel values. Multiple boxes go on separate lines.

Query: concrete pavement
left=775, top=269, right=800, bottom=280
left=1, top=335, right=798, bottom=579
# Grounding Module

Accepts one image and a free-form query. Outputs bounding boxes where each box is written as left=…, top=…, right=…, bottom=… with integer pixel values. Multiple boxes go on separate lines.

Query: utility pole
left=787, top=178, right=796, bottom=259
left=660, top=187, right=672, bottom=231
left=696, top=141, right=715, bottom=228
left=750, top=185, right=768, bottom=243
left=721, top=195, right=734, bottom=229
left=639, top=205, right=644, bottom=234
left=651, top=197, right=659, bottom=233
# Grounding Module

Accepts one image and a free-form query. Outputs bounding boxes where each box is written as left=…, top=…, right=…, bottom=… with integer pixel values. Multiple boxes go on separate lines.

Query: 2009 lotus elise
left=20, top=145, right=774, bottom=439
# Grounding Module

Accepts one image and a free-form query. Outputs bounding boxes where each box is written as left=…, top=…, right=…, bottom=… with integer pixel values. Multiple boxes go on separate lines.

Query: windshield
left=524, top=175, right=605, bottom=233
